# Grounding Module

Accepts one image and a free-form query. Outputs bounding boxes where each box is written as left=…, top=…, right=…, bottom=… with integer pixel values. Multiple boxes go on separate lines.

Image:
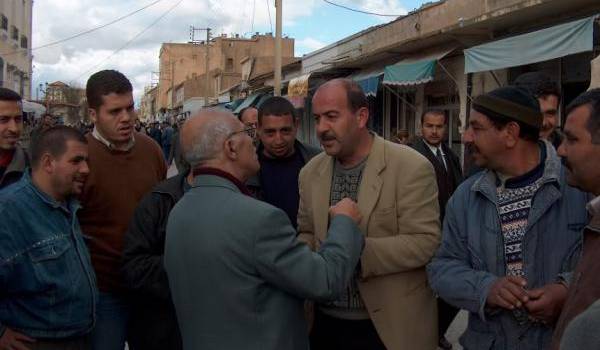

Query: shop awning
left=287, top=73, right=311, bottom=97
left=233, top=93, right=262, bottom=114
left=465, top=16, right=596, bottom=74
left=383, top=48, right=454, bottom=86
left=355, top=74, right=383, bottom=97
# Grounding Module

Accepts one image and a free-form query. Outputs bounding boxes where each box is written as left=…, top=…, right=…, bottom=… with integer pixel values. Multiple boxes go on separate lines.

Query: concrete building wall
left=0, top=0, right=33, bottom=98
left=157, top=35, right=294, bottom=110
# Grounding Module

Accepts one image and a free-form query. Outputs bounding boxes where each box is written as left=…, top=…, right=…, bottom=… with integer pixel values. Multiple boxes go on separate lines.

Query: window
left=11, top=26, right=18, bottom=40
left=20, top=35, right=27, bottom=48
left=226, top=58, right=234, bottom=72
left=0, top=15, right=7, bottom=30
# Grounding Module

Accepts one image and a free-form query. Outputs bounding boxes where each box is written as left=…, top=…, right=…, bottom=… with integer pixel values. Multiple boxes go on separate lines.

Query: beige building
left=140, top=85, right=159, bottom=122
left=156, top=33, right=295, bottom=114
left=0, top=0, right=33, bottom=98
left=45, top=81, right=87, bottom=125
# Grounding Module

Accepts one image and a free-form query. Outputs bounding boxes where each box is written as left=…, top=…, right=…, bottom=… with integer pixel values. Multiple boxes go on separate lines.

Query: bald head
left=181, top=108, right=239, bottom=167
left=314, top=78, right=368, bottom=113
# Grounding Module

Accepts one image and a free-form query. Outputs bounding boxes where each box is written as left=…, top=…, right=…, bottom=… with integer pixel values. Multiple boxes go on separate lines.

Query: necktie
left=436, top=148, right=447, bottom=171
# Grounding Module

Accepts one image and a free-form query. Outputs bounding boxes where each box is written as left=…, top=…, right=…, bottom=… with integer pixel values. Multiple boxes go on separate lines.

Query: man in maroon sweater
left=78, top=70, right=166, bottom=350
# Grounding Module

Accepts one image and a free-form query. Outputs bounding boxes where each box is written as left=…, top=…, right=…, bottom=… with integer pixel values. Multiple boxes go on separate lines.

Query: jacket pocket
left=460, top=327, right=496, bottom=350
left=368, top=205, right=398, bottom=237
left=28, top=237, right=71, bottom=262
left=26, top=236, right=72, bottom=288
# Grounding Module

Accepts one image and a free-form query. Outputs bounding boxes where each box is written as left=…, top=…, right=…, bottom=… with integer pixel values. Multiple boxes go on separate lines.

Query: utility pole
left=170, top=61, right=175, bottom=110
left=190, top=26, right=211, bottom=106
left=274, top=0, right=282, bottom=96
left=205, top=27, right=211, bottom=106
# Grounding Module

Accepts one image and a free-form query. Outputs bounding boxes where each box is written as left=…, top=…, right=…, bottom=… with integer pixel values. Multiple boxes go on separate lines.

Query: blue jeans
left=91, top=292, right=129, bottom=350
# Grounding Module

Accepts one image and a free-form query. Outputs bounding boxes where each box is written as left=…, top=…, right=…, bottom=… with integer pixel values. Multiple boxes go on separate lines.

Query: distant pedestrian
left=238, top=106, right=259, bottom=144
left=161, top=121, right=174, bottom=161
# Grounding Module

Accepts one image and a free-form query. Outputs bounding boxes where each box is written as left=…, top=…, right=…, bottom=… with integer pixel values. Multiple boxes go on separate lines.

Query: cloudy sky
left=31, top=0, right=428, bottom=103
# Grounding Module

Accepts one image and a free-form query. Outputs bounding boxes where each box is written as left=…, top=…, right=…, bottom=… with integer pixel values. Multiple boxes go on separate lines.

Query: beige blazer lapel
left=357, top=136, right=386, bottom=235
left=313, top=156, right=334, bottom=241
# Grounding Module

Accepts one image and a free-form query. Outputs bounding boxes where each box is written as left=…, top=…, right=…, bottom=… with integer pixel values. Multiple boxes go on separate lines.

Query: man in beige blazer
left=298, top=78, right=441, bottom=350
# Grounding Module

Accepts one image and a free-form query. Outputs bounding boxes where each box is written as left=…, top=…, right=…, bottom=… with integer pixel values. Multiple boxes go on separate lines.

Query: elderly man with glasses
left=164, top=108, right=365, bottom=350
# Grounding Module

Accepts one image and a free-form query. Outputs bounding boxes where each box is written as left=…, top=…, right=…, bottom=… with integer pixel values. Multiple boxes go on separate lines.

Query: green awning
left=383, top=60, right=436, bottom=86
left=233, top=93, right=262, bottom=114
left=465, top=16, right=596, bottom=74
left=382, top=48, right=454, bottom=86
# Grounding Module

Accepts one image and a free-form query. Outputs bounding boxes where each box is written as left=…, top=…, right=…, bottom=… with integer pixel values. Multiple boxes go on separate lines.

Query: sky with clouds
left=31, top=0, right=429, bottom=103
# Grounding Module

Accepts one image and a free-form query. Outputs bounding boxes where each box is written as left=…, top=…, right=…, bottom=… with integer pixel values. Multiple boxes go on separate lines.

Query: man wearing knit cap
left=427, top=86, right=589, bottom=349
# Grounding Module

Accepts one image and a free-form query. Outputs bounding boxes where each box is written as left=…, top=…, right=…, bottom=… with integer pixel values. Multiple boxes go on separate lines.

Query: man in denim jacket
left=0, top=126, right=97, bottom=350
left=427, top=87, right=589, bottom=350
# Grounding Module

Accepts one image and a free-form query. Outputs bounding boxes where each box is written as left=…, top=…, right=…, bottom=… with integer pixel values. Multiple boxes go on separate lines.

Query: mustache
left=319, top=131, right=337, bottom=141
left=465, top=143, right=479, bottom=154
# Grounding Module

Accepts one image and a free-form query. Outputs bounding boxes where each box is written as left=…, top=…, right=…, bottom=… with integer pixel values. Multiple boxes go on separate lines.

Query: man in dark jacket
left=412, top=110, right=463, bottom=222
left=121, top=161, right=192, bottom=350
left=412, top=109, right=463, bottom=349
left=246, top=96, right=321, bottom=227
left=0, top=88, right=28, bottom=190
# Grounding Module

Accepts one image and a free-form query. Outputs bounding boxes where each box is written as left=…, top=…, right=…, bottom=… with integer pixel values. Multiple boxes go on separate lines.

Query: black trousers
left=438, top=298, right=460, bottom=338
left=310, top=310, right=387, bottom=350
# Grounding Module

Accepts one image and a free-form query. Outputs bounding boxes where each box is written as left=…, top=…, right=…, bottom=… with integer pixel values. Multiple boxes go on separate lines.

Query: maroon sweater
left=78, top=132, right=166, bottom=293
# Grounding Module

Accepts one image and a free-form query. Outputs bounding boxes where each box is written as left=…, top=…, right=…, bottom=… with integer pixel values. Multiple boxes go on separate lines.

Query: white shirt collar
left=587, top=195, right=600, bottom=217
left=424, top=140, right=443, bottom=155
left=92, top=127, right=135, bottom=151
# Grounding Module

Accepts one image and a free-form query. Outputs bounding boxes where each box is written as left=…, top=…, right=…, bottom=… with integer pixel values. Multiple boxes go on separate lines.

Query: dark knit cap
left=472, top=86, right=542, bottom=130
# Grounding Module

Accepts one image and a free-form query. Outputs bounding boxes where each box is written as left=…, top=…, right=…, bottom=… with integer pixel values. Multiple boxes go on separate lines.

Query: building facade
left=0, top=0, right=33, bottom=99
left=153, top=33, right=295, bottom=118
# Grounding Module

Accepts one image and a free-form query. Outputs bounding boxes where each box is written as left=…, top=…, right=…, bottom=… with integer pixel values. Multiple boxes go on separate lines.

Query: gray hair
left=183, top=109, right=238, bottom=167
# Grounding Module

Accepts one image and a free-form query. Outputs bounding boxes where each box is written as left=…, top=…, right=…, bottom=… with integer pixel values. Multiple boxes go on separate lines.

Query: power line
left=72, top=0, right=184, bottom=82
left=0, top=0, right=166, bottom=57
left=322, top=0, right=404, bottom=17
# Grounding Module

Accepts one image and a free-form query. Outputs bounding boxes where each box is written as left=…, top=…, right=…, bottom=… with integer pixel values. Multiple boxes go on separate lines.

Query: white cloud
left=296, top=37, right=327, bottom=54
left=31, top=0, right=410, bottom=103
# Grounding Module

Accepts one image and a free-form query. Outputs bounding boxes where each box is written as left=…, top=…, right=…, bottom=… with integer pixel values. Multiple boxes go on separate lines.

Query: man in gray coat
left=164, top=109, right=364, bottom=350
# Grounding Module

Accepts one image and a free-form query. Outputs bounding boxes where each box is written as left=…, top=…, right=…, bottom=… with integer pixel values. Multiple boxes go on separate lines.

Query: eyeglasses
left=227, top=126, right=257, bottom=139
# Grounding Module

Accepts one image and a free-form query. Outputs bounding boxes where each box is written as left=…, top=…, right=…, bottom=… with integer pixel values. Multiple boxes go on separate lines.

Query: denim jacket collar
left=21, top=171, right=81, bottom=215
left=471, top=140, right=561, bottom=203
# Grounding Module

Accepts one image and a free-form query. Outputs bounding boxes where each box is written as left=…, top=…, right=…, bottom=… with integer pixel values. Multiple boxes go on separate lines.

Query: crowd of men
left=0, top=67, right=599, bottom=350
